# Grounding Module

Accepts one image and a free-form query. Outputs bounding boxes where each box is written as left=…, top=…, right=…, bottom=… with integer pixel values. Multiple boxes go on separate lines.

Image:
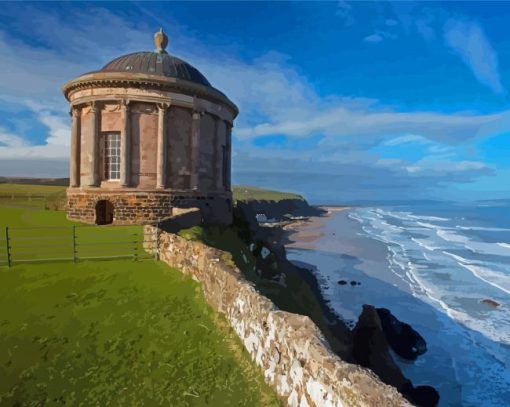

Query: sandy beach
left=283, top=206, right=351, bottom=249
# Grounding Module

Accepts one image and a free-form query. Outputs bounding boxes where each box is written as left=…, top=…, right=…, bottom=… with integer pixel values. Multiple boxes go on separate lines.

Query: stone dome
left=100, top=52, right=212, bottom=88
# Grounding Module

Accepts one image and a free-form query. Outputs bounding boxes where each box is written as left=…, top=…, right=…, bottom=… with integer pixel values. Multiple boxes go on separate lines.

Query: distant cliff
left=233, top=185, right=325, bottom=221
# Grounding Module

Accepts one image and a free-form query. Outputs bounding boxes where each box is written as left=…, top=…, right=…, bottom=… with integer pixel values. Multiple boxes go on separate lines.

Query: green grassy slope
left=0, top=260, right=280, bottom=406
left=233, top=185, right=303, bottom=202
left=0, top=190, right=281, bottom=406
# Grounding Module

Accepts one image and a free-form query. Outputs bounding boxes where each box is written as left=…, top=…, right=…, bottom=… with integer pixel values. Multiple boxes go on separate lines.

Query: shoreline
left=282, top=206, right=351, bottom=249
left=276, top=205, right=442, bottom=405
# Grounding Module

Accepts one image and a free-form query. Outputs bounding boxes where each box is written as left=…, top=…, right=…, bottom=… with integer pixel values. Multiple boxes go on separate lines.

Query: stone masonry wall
left=67, top=190, right=172, bottom=224
left=144, top=226, right=411, bottom=407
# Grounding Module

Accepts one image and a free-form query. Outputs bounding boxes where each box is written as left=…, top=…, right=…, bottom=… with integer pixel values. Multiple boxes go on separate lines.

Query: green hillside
left=0, top=189, right=281, bottom=406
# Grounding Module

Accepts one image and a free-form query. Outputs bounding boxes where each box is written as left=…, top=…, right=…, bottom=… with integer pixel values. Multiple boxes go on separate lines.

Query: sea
left=286, top=200, right=510, bottom=407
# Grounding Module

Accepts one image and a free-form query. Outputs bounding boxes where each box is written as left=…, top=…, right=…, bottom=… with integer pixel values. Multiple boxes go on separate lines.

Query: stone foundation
left=67, top=190, right=172, bottom=225
left=67, top=189, right=233, bottom=225
left=144, top=227, right=410, bottom=407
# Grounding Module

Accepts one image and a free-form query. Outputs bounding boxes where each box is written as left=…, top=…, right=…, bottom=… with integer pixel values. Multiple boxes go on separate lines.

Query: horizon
left=0, top=1, right=509, bottom=202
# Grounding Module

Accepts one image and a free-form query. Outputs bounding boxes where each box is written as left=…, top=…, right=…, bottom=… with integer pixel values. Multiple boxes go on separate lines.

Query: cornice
left=62, top=72, right=239, bottom=118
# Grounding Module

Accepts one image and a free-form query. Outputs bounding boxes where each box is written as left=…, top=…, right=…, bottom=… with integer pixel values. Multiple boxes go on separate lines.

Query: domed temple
left=63, top=29, right=238, bottom=225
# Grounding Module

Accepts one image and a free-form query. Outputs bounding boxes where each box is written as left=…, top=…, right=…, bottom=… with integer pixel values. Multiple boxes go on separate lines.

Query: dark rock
left=376, top=307, right=427, bottom=360
left=481, top=299, right=500, bottom=308
left=338, top=280, right=348, bottom=285
left=352, top=305, right=409, bottom=391
left=350, top=280, right=361, bottom=286
left=402, top=383, right=440, bottom=407
left=353, top=305, right=439, bottom=407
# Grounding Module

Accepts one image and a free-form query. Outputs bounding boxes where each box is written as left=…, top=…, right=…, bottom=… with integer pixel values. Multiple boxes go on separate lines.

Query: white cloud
left=336, top=0, right=354, bottom=26
left=236, top=105, right=502, bottom=145
left=364, top=33, right=384, bottom=43
left=0, top=128, right=26, bottom=148
left=384, top=134, right=431, bottom=146
left=444, top=19, right=504, bottom=94
left=0, top=100, right=70, bottom=159
left=0, top=4, right=504, bottom=201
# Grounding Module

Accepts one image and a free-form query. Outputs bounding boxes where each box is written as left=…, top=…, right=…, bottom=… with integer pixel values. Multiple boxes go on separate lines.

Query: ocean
left=285, top=201, right=510, bottom=406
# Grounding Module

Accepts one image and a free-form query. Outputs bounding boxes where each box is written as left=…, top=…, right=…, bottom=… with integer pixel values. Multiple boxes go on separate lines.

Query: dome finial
left=154, top=28, right=169, bottom=54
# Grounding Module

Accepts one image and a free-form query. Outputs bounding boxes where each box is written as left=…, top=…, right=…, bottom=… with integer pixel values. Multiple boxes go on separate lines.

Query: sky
left=0, top=1, right=509, bottom=203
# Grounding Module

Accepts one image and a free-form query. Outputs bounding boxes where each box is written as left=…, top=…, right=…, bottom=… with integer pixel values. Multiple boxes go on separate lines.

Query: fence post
left=5, top=226, right=11, bottom=268
left=133, top=232, right=138, bottom=262
left=72, top=225, right=77, bottom=263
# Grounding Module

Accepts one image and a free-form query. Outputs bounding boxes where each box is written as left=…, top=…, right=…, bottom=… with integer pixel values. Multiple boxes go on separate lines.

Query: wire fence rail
left=0, top=224, right=158, bottom=267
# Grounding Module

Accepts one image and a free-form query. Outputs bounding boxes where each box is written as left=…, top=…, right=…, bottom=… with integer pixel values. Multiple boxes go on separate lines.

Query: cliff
left=233, top=185, right=325, bottom=222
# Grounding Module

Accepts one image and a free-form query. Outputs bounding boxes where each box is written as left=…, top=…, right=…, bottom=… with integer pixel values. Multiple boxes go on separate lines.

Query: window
left=104, top=133, right=120, bottom=180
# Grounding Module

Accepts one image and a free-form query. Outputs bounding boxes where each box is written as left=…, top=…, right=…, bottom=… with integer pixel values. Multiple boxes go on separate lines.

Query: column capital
left=88, top=101, right=98, bottom=113
left=69, top=106, right=81, bottom=117
left=157, top=102, right=171, bottom=111
left=192, top=110, right=204, bottom=120
left=120, top=99, right=131, bottom=109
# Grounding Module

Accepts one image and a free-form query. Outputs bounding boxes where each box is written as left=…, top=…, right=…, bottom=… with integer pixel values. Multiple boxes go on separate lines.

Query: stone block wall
left=171, top=192, right=232, bottom=225
left=144, top=227, right=410, bottom=407
left=67, top=190, right=172, bottom=224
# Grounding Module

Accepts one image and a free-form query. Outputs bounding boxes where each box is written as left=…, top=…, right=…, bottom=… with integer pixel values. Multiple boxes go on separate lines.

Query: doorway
left=95, top=200, right=114, bottom=225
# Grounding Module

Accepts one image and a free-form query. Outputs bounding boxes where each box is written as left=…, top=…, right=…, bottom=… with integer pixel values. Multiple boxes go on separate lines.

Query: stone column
left=225, top=121, right=232, bottom=191
left=89, top=102, right=100, bottom=187
left=190, top=111, right=203, bottom=190
left=214, top=117, right=222, bottom=190
left=156, top=103, right=168, bottom=189
left=120, top=100, right=131, bottom=187
left=69, top=107, right=81, bottom=187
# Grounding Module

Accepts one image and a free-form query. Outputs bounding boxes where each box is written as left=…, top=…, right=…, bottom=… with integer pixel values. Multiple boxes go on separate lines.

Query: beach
left=282, top=204, right=510, bottom=407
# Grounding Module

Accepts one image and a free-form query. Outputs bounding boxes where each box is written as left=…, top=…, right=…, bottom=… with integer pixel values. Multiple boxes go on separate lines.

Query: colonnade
left=69, top=100, right=232, bottom=191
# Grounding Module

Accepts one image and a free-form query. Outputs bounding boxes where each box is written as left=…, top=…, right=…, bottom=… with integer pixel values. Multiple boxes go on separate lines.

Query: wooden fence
left=0, top=225, right=158, bottom=267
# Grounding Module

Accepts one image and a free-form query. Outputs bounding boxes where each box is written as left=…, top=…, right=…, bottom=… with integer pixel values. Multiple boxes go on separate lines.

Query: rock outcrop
left=353, top=305, right=439, bottom=407
left=376, top=308, right=427, bottom=361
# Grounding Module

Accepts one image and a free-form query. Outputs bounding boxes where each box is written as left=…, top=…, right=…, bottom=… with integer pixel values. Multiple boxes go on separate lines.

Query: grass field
left=0, top=182, right=302, bottom=210
left=0, top=183, right=66, bottom=210
left=0, top=206, right=148, bottom=266
left=0, top=185, right=281, bottom=406
left=0, top=261, right=280, bottom=406
left=233, top=185, right=303, bottom=202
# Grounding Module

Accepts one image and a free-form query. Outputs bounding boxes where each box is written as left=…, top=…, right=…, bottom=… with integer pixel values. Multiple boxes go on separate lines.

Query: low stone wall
left=145, top=226, right=410, bottom=407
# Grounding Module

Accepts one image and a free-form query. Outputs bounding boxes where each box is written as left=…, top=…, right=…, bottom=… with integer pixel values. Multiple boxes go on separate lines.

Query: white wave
left=442, top=251, right=510, bottom=295
left=443, top=251, right=474, bottom=264
left=462, top=264, right=510, bottom=295
left=432, top=228, right=510, bottom=258
left=457, top=225, right=510, bottom=232
left=437, top=229, right=469, bottom=244
left=405, top=260, right=510, bottom=344
left=411, top=237, right=440, bottom=251
left=407, top=214, right=450, bottom=222
left=347, top=212, right=363, bottom=223
left=466, top=241, right=510, bottom=257
left=416, top=221, right=444, bottom=230
left=375, top=209, right=412, bottom=221
left=375, top=208, right=450, bottom=223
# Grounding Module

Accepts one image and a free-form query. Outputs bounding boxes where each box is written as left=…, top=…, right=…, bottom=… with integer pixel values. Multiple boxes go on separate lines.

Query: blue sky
left=0, top=1, right=509, bottom=203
